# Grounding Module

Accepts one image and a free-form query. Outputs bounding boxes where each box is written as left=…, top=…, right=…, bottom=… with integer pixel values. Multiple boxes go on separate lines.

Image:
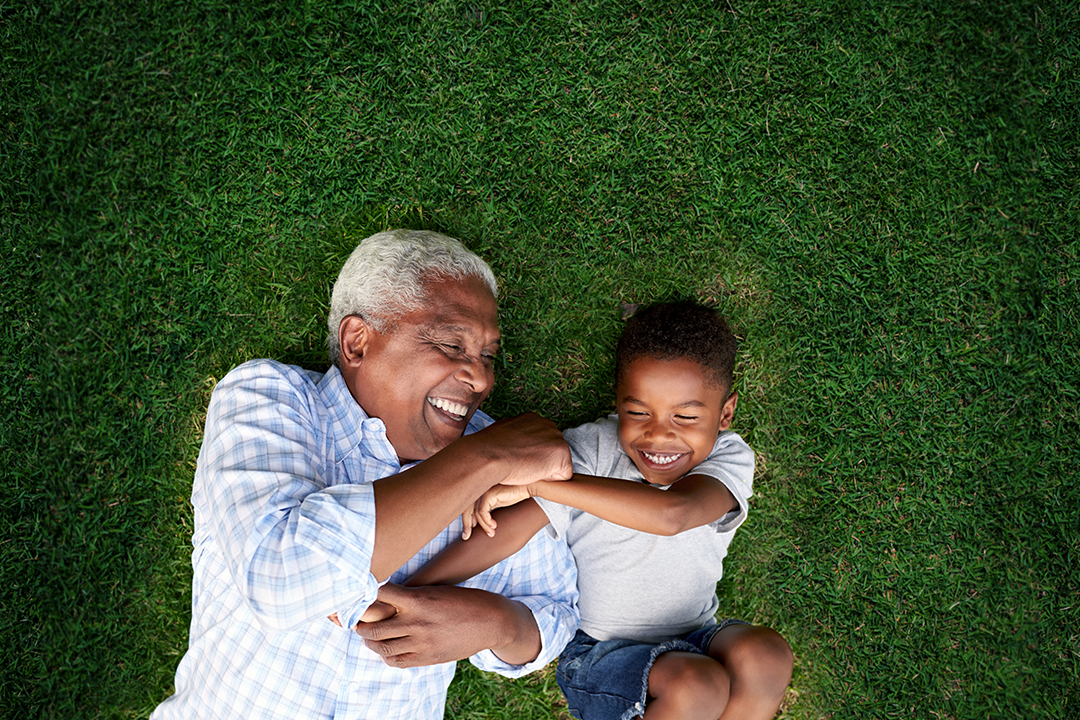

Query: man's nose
left=455, top=356, right=492, bottom=394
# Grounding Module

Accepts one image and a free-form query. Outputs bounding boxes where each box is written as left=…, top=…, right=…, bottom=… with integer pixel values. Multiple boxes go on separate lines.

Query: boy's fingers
left=476, top=510, right=497, bottom=537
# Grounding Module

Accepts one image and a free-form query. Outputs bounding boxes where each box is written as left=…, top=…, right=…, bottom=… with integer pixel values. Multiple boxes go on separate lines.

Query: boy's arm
left=529, top=472, right=737, bottom=536
left=404, top=498, right=552, bottom=587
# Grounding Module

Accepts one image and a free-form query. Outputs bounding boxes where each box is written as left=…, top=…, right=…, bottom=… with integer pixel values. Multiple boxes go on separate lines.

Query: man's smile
left=427, top=396, right=470, bottom=422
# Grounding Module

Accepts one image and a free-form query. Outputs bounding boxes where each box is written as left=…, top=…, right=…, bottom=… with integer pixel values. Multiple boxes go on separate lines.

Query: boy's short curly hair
left=615, top=301, right=738, bottom=393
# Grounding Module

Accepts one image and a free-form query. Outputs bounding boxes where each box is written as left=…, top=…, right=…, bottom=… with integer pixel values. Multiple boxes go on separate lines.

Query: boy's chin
left=633, top=464, right=679, bottom=486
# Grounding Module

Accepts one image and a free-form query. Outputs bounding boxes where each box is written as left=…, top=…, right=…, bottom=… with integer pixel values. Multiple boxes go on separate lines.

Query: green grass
left=5, top=0, right=1078, bottom=717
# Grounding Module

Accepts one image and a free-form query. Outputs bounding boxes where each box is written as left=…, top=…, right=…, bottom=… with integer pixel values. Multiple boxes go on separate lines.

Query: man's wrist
left=447, top=433, right=512, bottom=491
left=488, top=595, right=542, bottom=666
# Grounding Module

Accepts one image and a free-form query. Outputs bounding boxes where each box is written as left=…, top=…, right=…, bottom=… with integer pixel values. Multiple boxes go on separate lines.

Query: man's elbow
left=240, top=576, right=321, bottom=633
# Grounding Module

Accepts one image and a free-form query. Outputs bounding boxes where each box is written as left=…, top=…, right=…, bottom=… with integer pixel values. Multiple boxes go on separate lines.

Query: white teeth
left=428, top=397, right=468, bottom=418
left=642, top=451, right=683, bottom=466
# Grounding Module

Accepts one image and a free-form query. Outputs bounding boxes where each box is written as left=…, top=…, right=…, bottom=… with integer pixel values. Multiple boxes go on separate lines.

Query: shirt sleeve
left=691, top=431, right=755, bottom=533
left=463, top=519, right=580, bottom=676
left=193, top=361, right=381, bottom=632
left=534, top=419, right=603, bottom=539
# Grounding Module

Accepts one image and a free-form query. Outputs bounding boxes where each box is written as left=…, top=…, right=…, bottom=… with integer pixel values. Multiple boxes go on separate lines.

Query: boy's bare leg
left=643, top=651, right=730, bottom=720
left=707, top=624, right=793, bottom=720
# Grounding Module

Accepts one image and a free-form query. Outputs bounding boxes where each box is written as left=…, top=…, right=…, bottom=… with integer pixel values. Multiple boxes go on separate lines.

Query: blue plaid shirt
left=152, top=360, right=579, bottom=720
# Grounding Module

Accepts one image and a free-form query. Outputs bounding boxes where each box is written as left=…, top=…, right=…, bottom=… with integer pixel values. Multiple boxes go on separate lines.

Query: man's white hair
left=327, top=229, right=499, bottom=366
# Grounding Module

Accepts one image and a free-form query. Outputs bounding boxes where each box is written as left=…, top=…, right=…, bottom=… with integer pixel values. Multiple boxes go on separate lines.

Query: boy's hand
left=462, top=484, right=533, bottom=540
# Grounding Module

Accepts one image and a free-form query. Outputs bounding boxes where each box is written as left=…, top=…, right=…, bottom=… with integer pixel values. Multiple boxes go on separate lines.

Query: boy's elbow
left=655, top=504, right=692, bottom=536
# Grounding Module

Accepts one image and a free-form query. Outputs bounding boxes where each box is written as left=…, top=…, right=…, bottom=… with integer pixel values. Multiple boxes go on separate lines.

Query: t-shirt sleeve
left=535, top=420, right=605, bottom=539
left=690, top=431, right=755, bottom=533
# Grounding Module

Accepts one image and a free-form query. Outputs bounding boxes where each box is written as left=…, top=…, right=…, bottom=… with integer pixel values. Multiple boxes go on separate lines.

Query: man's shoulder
left=220, top=358, right=326, bottom=387
left=212, top=359, right=330, bottom=415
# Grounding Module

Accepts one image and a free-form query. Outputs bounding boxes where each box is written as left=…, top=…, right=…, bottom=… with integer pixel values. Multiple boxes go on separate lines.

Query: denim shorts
left=555, top=619, right=748, bottom=720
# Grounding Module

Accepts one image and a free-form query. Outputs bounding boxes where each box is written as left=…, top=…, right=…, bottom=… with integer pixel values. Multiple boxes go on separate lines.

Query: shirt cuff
left=469, top=595, right=575, bottom=678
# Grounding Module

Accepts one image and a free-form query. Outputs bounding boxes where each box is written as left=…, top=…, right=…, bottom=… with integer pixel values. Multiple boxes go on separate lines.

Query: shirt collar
left=318, top=365, right=399, bottom=467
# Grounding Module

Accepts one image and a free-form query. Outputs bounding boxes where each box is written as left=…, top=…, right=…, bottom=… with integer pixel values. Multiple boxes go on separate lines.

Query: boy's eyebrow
left=622, top=396, right=707, bottom=409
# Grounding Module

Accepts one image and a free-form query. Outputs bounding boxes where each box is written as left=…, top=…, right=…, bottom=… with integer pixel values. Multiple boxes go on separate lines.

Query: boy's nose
left=644, top=419, right=675, bottom=439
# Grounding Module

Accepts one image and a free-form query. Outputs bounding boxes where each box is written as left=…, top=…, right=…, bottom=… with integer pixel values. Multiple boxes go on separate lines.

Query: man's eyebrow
left=423, top=323, right=501, bottom=347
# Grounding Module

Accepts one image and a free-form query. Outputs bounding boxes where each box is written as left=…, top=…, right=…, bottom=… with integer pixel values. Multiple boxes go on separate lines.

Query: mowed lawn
left=4, top=1, right=1077, bottom=718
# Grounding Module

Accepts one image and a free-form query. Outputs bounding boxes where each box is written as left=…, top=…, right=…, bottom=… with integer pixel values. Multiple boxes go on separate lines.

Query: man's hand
left=353, top=583, right=540, bottom=668
left=471, top=413, right=572, bottom=487
left=327, top=599, right=398, bottom=628
left=462, top=484, right=533, bottom=540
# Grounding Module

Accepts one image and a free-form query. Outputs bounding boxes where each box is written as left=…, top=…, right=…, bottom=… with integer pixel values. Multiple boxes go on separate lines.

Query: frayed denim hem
left=619, top=638, right=700, bottom=720
left=619, top=619, right=749, bottom=720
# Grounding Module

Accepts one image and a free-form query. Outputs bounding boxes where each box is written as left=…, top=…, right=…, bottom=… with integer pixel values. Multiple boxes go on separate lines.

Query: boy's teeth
left=428, top=397, right=467, bottom=418
left=643, top=451, right=682, bottom=466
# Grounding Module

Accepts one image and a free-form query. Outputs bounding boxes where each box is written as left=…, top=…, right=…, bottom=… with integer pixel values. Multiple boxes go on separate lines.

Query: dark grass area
left=5, top=0, right=1078, bottom=717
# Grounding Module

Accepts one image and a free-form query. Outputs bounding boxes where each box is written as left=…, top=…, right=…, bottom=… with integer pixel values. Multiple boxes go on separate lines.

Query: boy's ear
left=338, top=315, right=375, bottom=369
left=717, top=391, right=738, bottom=432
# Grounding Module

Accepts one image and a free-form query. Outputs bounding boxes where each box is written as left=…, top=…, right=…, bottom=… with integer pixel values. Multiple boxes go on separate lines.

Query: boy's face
left=616, top=356, right=738, bottom=485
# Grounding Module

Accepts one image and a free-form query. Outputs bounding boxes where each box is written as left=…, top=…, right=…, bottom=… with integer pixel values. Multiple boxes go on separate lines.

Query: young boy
left=366, top=301, right=793, bottom=720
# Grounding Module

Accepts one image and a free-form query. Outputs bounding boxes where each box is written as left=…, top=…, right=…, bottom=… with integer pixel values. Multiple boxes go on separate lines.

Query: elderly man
left=152, top=230, right=580, bottom=719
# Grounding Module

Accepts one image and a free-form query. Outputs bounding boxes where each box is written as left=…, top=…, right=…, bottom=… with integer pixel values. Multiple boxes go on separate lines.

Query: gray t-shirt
left=535, top=414, right=754, bottom=643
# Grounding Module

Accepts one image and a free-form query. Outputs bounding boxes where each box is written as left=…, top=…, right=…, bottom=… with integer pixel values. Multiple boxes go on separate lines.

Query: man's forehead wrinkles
left=417, top=318, right=501, bottom=345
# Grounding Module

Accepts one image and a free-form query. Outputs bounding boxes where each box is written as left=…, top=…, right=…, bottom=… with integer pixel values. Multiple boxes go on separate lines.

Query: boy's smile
left=616, top=356, right=738, bottom=485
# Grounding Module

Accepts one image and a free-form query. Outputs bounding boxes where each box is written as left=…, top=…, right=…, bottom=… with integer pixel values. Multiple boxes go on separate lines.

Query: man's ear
left=717, top=391, right=738, bottom=432
left=338, top=315, right=374, bottom=369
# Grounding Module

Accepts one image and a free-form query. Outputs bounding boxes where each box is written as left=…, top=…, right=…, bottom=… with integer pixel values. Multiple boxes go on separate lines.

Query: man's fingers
left=368, top=583, right=415, bottom=612
left=364, top=642, right=422, bottom=669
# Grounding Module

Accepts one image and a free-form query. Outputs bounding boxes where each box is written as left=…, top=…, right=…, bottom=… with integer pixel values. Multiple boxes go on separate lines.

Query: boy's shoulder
left=562, top=414, right=621, bottom=478
left=563, top=413, right=619, bottom=442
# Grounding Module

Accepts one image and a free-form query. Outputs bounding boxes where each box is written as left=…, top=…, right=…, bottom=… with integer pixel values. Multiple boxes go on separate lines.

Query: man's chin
left=397, top=427, right=465, bottom=464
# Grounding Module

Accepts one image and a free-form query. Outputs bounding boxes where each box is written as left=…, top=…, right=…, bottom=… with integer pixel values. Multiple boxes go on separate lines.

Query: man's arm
left=356, top=500, right=576, bottom=669
left=356, top=583, right=545, bottom=667
left=368, top=414, right=570, bottom=582
left=200, top=362, right=570, bottom=631
left=352, top=499, right=549, bottom=625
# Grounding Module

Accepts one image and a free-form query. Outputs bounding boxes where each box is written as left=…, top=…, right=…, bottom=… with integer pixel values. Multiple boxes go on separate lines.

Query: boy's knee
left=712, top=626, right=793, bottom=696
left=650, top=652, right=730, bottom=710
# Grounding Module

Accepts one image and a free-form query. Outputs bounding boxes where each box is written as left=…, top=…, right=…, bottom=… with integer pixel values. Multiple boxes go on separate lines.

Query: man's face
left=616, top=356, right=737, bottom=485
left=348, top=274, right=501, bottom=463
